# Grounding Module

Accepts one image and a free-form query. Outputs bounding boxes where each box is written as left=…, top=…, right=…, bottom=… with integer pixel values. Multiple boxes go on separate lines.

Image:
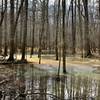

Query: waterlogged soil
left=0, top=64, right=100, bottom=100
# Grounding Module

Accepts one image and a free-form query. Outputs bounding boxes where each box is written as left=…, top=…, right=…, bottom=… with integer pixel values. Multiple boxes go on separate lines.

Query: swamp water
left=0, top=64, right=100, bottom=100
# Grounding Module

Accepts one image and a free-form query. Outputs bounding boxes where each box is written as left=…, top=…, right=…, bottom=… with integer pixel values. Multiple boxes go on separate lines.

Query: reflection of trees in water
left=0, top=65, right=100, bottom=100
left=51, top=75, right=100, bottom=100
left=97, top=80, right=100, bottom=100
left=17, top=64, right=26, bottom=100
left=39, top=76, right=47, bottom=99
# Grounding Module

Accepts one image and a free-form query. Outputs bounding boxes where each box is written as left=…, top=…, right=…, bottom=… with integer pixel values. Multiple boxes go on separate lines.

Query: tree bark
left=55, top=0, right=60, bottom=60
left=98, top=0, right=100, bottom=55
left=83, top=0, right=92, bottom=57
left=78, top=0, right=83, bottom=57
left=62, top=0, right=67, bottom=73
left=0, top=0, right=4, bottom=54
left=21, top=0, right=28, bottom=60
left=30, top=0, right=36, bottom=57
left=8, top=0, right=15, bottom=61
left=4, top=0, right=8, bottom=56
left=8, top=0, right=25, bottom=61
left=46, top=0, right=50, bottom=54
left=71, top=0, right=76, bottom=55
left=38, top=0, right=45, bottom=64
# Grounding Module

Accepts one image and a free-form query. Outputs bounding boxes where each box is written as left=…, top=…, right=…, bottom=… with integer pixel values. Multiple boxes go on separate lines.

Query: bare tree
left=4, top=0, right=8, bottom=56
left=46, top=0, right=50, bottom=53
left=55, top=0, right=60, bottom=60
left=38, top=0, right=46, bottom=64
left=62, top=0, right=67, bottom=73
left=78, top=0, right=83, bottom=57
left=0, top=0, right=4, bottom=54
left=21, top=0, right=28, bottom=61
left=30, top=0, right=36, bottom=57
left=8, top=0, right=25, bottom=61
left=71, top=0, right=76, bottom=55
left=98, top=0, right=100, bottom=54
left=8, top=0, right=15, bottom=61
left=83, top=0, right=92, bottom=57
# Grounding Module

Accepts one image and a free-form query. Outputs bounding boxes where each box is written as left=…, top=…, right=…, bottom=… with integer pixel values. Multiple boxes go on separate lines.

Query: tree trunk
left=20, top=7, right=23, bottom=49
left=0, top=0, right=4, bottom=54
left=4, top=0, right=8, bottom=56
left=46, top=0, right=50, bottom=54
left=71, top=0, right=76, bottom=55
left=30, top=0, right=36, bottom=57
left=62, top=0, right=67, bottom=73
left=83, top=0, right=92, bottom=57
left=98, top=0, right=100, bottom=55
left=55, top=0, right=60, bottom=60
left=15, top=0, right=19, bottom=56
left=38, top=0, right=45, bottom=64
left=21, top=0, right=28, bottom=60
left=8, top=0, right=15, bottom=61
left=78, top=0, right=83, bottom=57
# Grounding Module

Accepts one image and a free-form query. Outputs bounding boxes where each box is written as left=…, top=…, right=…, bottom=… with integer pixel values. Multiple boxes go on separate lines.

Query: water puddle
left=0, top=64, right=100, bottom=100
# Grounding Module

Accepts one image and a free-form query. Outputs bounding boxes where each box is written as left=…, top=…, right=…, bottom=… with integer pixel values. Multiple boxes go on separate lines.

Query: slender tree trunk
left=71, top=0, right=76, bottom=55
left=21, top=0, right=28, bottom=60
left=8, top=0, right=15, bottom=61
left=46, top=0, right=50, bottom=54
left=4, top=0, right=8, bottom=56
left=78, top=0, right=83, bottom=57
left=0, top=0, right=4, bottom=54
left=20, top=7, right=23, bottom=49
left=62, top=0, right=67, bottom=73
left=53, top=1, right=56, bottom=50
left=38, top=0, right=45, bottom=64
left=15, top=0, right=19, bottom=57
left=0, top=25, right=3, bottom=54
left=83, top=0, right=92, bottom=57
left=98, top=0, right=100, bottom=55
left=55, top=0, right=60, bottom=60
left=30, top=0, right=36, bottom=57
left=57, top=11, right=62, bottom=79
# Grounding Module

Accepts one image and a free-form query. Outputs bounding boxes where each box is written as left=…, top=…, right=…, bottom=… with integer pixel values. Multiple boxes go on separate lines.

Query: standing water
left=0, top=64, right=100, bottom=100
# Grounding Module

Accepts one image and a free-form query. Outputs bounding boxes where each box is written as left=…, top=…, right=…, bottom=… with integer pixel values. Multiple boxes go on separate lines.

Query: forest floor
left=16, top=54, right=100, bottom=78
left=0, top=54, right=100, bottom=85
left=26, top=54, right=100, bottom=68
left=1, top=54, right=100, bottom=70
left=12, top=54, right=100, bottom=74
